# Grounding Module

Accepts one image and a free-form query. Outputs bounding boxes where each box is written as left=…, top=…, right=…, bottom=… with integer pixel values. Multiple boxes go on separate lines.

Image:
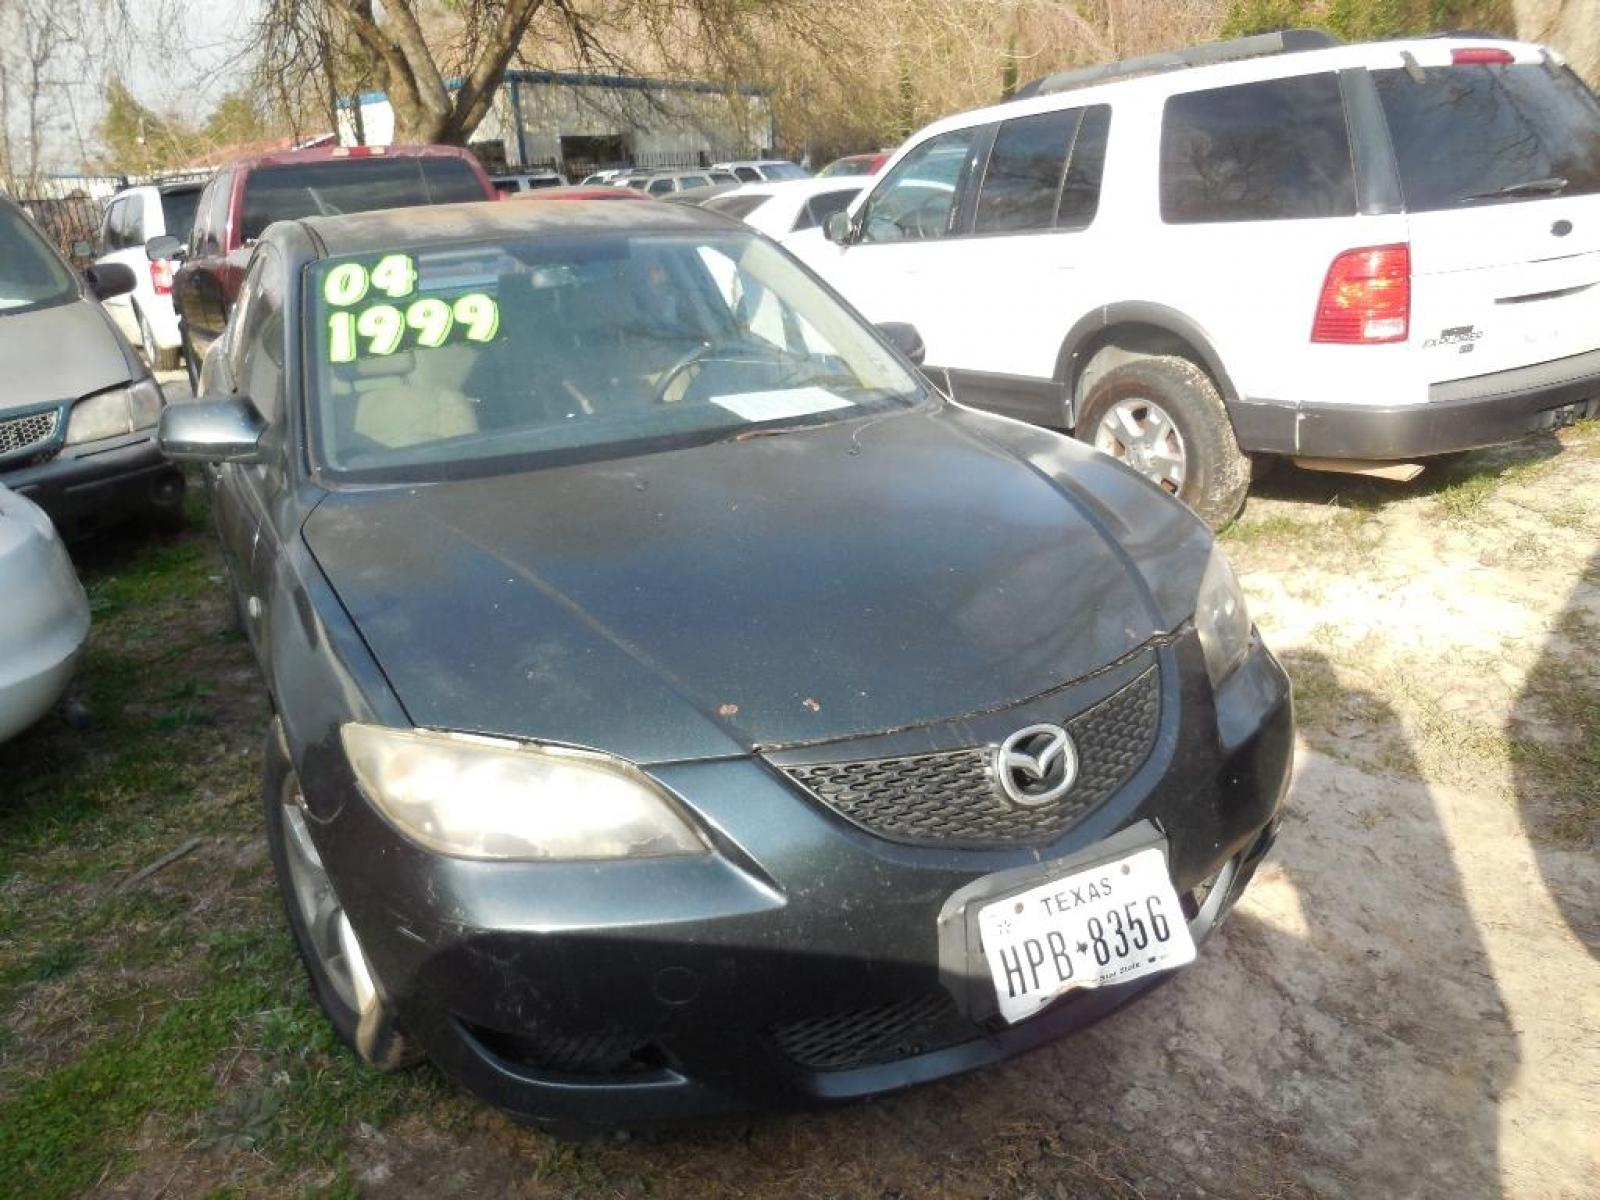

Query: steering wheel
left=653, top=341, right=718, bottom=404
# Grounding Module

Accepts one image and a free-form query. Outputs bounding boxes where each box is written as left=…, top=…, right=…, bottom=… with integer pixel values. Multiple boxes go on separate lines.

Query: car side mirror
left=823, top=211, right=853, bottom=245
left=83, top=262, right=137, bottom=301
left=159, top=396, right=265, bottom=464
left=876, top=321, right=925, bottom=366
left=145, top=234, right=186, bottom=262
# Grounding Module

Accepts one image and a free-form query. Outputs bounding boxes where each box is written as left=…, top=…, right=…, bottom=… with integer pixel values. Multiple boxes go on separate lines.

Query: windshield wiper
left=1459, top=176, right=1568, bottom=202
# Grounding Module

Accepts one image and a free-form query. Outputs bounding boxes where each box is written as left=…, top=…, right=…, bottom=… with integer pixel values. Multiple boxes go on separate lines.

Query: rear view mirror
left=83, top=262, right=137, bottom=301
left=145, top=234, right=185, bottom=262
left=876, top=321, right=925, bottom=366
left=823, top=211, right=853, bottom=245
left=159, top=396, right=264, bottom=464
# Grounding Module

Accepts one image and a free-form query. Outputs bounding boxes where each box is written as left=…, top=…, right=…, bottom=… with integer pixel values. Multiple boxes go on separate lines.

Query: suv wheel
left=1077, top=355, right=1249, bottom=528
left=136, top=306, right=179, bottom=372
left=263, top=721, right=417, bottom=1071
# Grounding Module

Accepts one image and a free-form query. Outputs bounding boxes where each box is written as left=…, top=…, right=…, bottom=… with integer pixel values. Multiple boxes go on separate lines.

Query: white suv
left=94, top=181, right=204, bottom=372
left=811, top=31, right=1600, bottom=525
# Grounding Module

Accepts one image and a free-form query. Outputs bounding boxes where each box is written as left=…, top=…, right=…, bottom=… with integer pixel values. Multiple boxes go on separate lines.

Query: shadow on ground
left=1245, top=432, right=1565, bottom=513
left=1510, top=542, right=1599, bottom=958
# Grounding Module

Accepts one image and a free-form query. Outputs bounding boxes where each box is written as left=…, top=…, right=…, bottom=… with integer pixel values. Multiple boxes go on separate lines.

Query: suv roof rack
left=1012, top=28, right=1340, bottom=100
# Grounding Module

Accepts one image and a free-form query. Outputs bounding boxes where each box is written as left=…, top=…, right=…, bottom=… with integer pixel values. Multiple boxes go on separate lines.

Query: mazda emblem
left=1552, top=219, right=1573, bottom=237
left=994, top=723, right=1079, bottom=807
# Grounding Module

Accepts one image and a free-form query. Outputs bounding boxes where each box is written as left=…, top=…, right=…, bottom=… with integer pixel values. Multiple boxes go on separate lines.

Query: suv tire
left=136, top=305, right=179, bottom=372
left=1076, top=355, right=1249, bottom=528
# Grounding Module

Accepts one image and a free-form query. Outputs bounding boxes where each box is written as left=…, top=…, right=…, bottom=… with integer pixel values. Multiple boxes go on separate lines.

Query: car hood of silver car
left=0, top=298, right=132, bottom=413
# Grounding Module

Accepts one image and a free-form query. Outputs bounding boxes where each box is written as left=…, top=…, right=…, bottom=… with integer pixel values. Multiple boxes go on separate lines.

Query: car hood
left=304, top=406, right=1194, bottom=764
left=0, top=298, right=131, bottom=412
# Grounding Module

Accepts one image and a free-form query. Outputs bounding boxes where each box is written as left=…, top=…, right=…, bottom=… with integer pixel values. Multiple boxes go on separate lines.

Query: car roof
left=226, top=143, right=480, bottom=175
left=293, top=195, right=728, bottom=257
left=725, top=177, right=868, bottom=200
left=913, top=35, right=1549, bottom=141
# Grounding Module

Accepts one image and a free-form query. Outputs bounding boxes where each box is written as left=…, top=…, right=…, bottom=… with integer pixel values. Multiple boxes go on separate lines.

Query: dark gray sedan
left=160, top=200, right=1292, bottom=1131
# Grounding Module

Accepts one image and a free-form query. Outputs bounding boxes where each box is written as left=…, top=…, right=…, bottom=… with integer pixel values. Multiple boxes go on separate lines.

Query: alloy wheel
left=277, top=774, right=365, bottom=1013
left=1092, top=397, right=1187, bottom=495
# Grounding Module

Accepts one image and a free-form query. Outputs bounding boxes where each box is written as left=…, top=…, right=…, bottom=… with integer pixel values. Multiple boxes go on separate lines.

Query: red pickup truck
left=171, top=144, right=496, bottom=369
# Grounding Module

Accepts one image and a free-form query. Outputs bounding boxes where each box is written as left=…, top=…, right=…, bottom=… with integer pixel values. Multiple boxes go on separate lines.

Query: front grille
left=769, top=991, right=977, bottom=1071
left=461, top=1020, right=664, bottom=1077
left=0, top=408, right=60, bottom=460
left=782, top=666, right=1159, bottom=846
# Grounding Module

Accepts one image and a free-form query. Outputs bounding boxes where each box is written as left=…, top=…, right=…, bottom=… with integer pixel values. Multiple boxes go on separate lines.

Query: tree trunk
left=1514, top=0, right=1600, bottom=83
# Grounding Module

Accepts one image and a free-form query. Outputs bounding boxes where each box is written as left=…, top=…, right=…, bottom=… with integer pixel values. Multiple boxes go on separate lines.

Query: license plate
left=976, top=846, right=1196, bottom=1024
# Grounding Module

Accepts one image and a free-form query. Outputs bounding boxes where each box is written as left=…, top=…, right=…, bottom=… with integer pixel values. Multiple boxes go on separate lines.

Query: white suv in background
left=812, top=31, right=1600, bottom=526
left=94, top=181, right=204, bottom=371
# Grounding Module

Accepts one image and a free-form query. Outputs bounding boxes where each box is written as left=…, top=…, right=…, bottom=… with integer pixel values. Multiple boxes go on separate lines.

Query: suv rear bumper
left=1232, top=348, right=1600, bottom=460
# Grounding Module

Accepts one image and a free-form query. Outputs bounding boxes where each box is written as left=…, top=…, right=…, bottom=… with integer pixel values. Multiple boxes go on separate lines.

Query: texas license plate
left=976, top=846, right=1196, bottom=1024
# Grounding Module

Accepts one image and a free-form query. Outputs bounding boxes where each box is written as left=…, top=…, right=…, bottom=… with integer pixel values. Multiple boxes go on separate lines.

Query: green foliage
left=98, top=78, right=197, bottom=174
left=98, top=82, right=276, bottom=174
left=1222, top=0, right=1513, bottom=40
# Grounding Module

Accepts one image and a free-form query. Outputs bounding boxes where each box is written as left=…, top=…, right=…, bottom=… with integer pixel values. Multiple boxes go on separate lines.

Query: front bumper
left=3, top=430, right=185, bottom=532
left=300, top=631, right=1293, bottom=1128
left=1232, top=346, right=1600, bottom=460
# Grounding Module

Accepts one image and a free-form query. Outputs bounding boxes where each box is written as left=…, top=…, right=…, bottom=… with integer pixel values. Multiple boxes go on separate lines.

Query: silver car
left=0, top=195, right=184, bottom=534
left=0, top=483, right=89, bottom=743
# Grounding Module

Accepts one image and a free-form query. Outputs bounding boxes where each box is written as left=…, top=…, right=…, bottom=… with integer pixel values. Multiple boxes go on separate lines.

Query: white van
left=94, top=181, right=204, bottom=371
left=811, top=31, right=1600, bottom=525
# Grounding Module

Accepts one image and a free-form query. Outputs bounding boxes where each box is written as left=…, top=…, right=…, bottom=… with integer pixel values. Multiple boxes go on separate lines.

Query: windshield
left=762, top=163, right=809, bottom=181
left=160, top=188, right=201, bottom=243
left=1374, top=63, right=1600, bottom=211
left=0, top=206, right=78, bottom=315
left=308, top=229, right=924, bottom=480
left=242, top=157, right=487, bottom=241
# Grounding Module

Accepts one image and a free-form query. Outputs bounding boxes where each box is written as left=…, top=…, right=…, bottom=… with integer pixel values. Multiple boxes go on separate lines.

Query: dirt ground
left=2, top=422, right=1596, bottom=1199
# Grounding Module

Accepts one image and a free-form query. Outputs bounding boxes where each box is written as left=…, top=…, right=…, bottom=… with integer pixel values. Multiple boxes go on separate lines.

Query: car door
left=808, top=126, right=983, bottom=368
left=182, top=171, right=234, bottom=360
left=225, top=246, right=289, bottom=664
left=175, top=176, right=217, bottom=364
left=205, top=249, right=273, bottom=627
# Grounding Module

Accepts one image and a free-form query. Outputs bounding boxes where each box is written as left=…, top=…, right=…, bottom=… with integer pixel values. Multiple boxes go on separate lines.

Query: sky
left=24, top=0, right=254, bottom=171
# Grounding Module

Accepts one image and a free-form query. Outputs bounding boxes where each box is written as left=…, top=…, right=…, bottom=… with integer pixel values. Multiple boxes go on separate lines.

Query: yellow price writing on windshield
left=326, top=293, right=501, bottom=363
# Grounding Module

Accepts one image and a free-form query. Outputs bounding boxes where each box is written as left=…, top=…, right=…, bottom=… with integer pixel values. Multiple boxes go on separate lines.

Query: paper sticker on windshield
left=323, top=253, right=499, bottom=364
left=710, top=387, right=855, bottom=422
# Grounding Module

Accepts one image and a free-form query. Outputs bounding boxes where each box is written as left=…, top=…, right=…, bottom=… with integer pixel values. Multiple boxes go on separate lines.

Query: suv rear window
left=1374, top=64, right=1600, bottom=211
left=1160, top=73, right=1356, bottom=223
left=160, top=188, right=201, bottom=242
left=241, top=157, right=486, bottom=241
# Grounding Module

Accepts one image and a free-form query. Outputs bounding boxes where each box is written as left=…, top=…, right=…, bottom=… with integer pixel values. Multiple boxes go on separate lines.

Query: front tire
left=1076, top=355, right=1249, bottom=529
left=263, top=720, right=416, bottom=1071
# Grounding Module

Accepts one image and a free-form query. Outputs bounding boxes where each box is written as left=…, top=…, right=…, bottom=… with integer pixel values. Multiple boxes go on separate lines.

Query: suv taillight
left=1311, top=245, right=1410, bottom=344
left=149, top=259, right=173, bottom=296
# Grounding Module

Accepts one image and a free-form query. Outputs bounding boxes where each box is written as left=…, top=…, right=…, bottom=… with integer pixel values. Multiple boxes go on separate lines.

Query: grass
left=0, top=501, right=450, bottom=1196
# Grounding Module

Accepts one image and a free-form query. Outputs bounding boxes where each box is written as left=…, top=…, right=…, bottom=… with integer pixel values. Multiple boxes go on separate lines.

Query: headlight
left=64, top=377, right=164, bottom=445
left=341, top=724, right=708, bottom=861
left=1195, top=546, right=1252, bottom=686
